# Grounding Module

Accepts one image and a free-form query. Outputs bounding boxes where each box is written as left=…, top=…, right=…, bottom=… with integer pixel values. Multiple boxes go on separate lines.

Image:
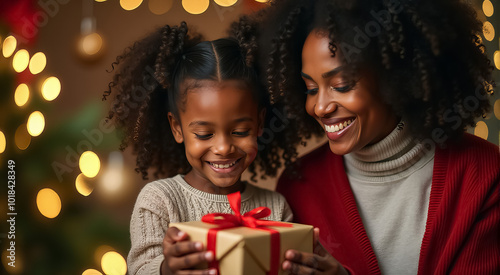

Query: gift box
left=169, top=192, right=313, bottom=275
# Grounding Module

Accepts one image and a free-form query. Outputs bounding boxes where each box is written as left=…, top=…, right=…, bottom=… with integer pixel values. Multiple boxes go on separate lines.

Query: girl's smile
left=168, top=79, right=263, bottom=195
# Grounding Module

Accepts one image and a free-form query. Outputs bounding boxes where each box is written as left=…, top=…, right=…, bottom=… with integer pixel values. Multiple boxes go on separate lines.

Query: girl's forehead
left=181, top=79, right=250, bottom=93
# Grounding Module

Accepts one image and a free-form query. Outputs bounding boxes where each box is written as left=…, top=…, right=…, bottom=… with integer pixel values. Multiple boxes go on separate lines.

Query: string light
left=82, top=269, right=103, bottom=275
left=474, top=121, right=489, bottom=140
left=182, top=0, right=209, bottom=15
left=2, top=35, right=17, bottom=58
left=0, top=131, right=5, bottom=154
left=483, top=0, right=494, bottom=17
left=41, top=76, right=61, bottom=101
left=101, top=251, right=127, bottom=275
left=29, top=52, right=47, bottom=75
left=36, top=188, right=62, bottom=218
left=120, top=0, right=143, bottom=11
left=214, top=0, right=238, bottom=7
left=14, top=83, right=30, bottom=107
left=75, top=173, right=95, bottom=196
left=12, top=49, right=30, bottom=73
left=148, top=0, right=173, bottom=15
left=27, top=111, right=45, bottom=137
left=79, top=151, right=101, bottom=178
left=15, top=124, right=31, bottom=150
left=483, top=21, right=495, bottom=41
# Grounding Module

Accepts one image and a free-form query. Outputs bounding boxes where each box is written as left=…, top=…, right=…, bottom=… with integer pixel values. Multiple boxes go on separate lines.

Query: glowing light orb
left=36, top=188, right=62, bottom=218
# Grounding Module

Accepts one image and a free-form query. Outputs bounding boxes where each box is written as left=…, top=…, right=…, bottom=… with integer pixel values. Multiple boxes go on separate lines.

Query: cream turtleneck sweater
left=344, top=121, right=434, bottom=275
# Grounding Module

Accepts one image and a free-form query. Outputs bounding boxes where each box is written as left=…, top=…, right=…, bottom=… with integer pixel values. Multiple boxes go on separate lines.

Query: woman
left=232, top=0, right=500, bottom=274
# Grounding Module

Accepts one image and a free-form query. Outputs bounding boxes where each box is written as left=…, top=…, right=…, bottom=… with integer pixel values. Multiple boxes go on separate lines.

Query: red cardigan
left=277, top=133, right=500, bottom=274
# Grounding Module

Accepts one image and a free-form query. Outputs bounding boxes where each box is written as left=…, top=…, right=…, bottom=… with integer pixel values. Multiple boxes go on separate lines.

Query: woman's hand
left=282, top=228, right=349, bottom=275
left=161, top=227, right=217, bottom=275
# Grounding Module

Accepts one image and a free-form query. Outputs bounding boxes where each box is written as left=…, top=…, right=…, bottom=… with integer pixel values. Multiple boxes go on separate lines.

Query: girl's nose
left=212, top=135, right=234, bottom=156
left=314, top=88, right=337, bottom=118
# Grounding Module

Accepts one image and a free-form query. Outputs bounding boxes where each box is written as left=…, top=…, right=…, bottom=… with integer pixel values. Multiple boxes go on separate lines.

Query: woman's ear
left=258, top=108, right=266, bottom=136
left=168, top=112, right=184, bottom=143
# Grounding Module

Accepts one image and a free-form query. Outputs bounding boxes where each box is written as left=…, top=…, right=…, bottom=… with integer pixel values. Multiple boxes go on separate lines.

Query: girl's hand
left=282, top=228, right=349, bottom=275
left=161, top=226, right=217, bottom=275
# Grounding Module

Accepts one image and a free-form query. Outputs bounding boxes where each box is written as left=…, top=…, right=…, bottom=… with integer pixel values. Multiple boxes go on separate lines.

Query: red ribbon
left=201, top=192, right=291, bottom=275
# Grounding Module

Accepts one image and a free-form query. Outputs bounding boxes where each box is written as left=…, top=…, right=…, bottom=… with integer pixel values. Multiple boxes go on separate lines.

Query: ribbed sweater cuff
left=149, top=255, right=164, bottom=275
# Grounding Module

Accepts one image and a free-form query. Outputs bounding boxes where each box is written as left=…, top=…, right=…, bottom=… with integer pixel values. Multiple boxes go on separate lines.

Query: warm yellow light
left=101, top=251, right=127, bottom=275
left=36, top=188, right=62, bottom=219
left=41, top=76, right=61, bottom=101
left=474, top=121, right=488, bottom=140
left=483, top=21, right=495, bottom=41
left=75, top=173, right=94, bottom=196
left=214, top=0, right=237, bottom=7
left=182, top=0, right=209, bottom=14
left=2, top=35, right=17, bottom=58
left=255, top=0, right=269, bottom=2
left=14, top=83, right=30, bottom=107
left=95, top=0, right=107, bottom=2
left=82, top=269, right=103, bottom=275
left=29, top=52, right=47, bottom=75
left=0, top=131, right=5, bottom=154
left=79, top=151, right=101, bottom=178
left=120, top=0, right=143, bottom=11
left=94, top=245, right=114, bottom=267
left=12, top=49, right=30, bottom=73
left=15, top=124, right=31, bottom=150
left=494, top=50, right=500, bottom=70
left=494, top=99, right=500, bottom=120
left=483, top=0, right=494, bottom=17
left=148, top=0, right=173, bottom=15
left=81, top=33, right=103, bottom=56
left=27, top=111, right=45, bottom=137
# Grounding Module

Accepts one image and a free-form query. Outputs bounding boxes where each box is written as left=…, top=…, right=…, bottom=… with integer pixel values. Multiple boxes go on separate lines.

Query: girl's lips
left=206, top=158, right=241, bottom=173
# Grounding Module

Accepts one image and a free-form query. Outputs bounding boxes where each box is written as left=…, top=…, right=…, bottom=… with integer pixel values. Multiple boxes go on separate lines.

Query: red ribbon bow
left=201, top=191, right=291, bottom=274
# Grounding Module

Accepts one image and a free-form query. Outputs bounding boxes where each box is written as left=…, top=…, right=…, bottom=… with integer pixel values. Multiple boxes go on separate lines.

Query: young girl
left=105, top=22, right=293, bottom=275
left=232, top=0, right=499, bottom=274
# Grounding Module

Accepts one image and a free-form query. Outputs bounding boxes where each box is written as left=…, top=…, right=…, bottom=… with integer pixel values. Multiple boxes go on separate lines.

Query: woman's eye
left=194, top=133, right=213, bottom=140
left=233, top=130, right=250, bottom=137
left=305, top=88, right=318, bottom=95
left=332, top=85, right=353, bottom=93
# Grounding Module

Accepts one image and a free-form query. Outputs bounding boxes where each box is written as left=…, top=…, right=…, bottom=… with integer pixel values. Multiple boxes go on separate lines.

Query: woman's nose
left=314, top=88, right=337, bottom=118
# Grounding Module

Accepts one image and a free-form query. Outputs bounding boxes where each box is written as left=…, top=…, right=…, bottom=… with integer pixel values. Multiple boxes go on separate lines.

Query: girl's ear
left=258, top=108, right=266, bottom=136
left=168, top=112, right=184, bottom=143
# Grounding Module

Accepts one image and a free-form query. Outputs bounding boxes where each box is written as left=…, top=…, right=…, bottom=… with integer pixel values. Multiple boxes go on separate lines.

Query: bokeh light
left=27, top=111, right=45, bottom=137
left=15, top=124, right=31, bottom=150
left=75, top=173, right=95, bottom=196
left=94, top=245, right=114, bottom=267
left=14, top=83, right=30, bottom=107
left=474, top=121, right=488, bottom=140
left=82, top=269, right=103, bottom=275
left=36, top=188, right=62, bottom=218
left=214, top=0, right=238, bottom=7
left=255, top=0, right=269, bottom=2
left=80, top=33, right=103, bottom=56
left=29, top=52, right=47, bottom=75
left=79, top=151, right=101, bottom=178
left=101, top=251, right=127, bottom=275
left=2, top=249, right=23, bottom=274
left=148, top=0, right=173, bottom=15
left=483, top=21, right=495, bottom=41
left=2, top=35, right=17, bottom=58
left=494, top=50, right=500, bottom=70
left=41, top=76, right=61, bottom=101
left=494, top=99, right=500, bottom=120
left=0, top=131, right=5, bottom=154
left=182, top=0, right=209, bottom=14
left=120, top=0, right=143, bottom=10
left=95, top=0, right=107, bottom=2
left=483, top=0, right=494, bottom=17
left=100, top=151, right=124, bottom=193
left=12, top=49, right=30, bottom=73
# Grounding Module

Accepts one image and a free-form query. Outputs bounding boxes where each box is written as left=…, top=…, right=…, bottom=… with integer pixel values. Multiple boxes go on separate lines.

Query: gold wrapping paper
left=169, top=221, right=313, bottom=275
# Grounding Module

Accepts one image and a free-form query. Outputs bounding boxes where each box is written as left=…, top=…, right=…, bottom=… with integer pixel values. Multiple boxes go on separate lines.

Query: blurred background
left=0, top=0, right=498, bottom=274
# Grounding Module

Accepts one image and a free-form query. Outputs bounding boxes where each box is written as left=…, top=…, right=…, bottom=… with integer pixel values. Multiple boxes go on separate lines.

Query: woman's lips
left=323, top=118, right=356, bottom=140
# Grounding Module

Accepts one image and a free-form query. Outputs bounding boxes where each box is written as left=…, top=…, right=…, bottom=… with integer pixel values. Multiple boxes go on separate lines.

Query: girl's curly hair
left=234, top=0, right=495, bottom=159
left=105, top=22, right=289, bottom=181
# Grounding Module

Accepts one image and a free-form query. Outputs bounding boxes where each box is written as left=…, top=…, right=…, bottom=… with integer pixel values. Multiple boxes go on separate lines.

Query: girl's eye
left=195, top=133, right=213, bottom=140
left=305, top=88, right=318, bottom=95
left=233, top=130, right=250, bottom=137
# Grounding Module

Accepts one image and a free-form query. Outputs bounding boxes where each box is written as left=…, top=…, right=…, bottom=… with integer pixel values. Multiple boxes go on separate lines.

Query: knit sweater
left=277, top=133, right=500, bottom=274
left=128, top=174, right=293, bottom=275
